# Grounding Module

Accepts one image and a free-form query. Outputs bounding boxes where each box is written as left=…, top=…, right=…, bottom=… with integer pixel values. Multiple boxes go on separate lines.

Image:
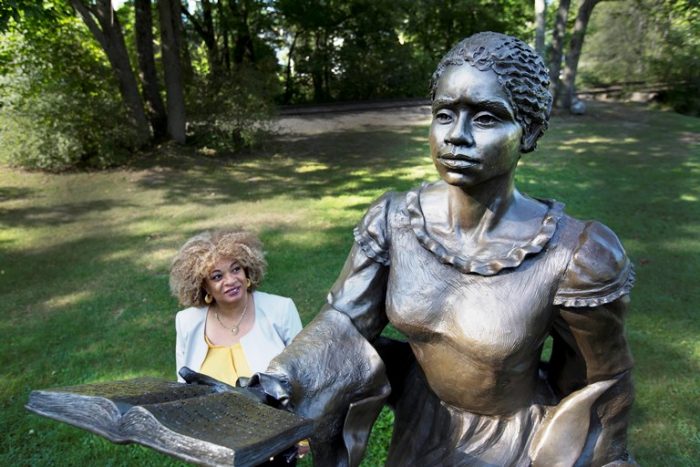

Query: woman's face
left=203, top=257, right=248, bottom=306
left=430, top=63, right=522, bottom=189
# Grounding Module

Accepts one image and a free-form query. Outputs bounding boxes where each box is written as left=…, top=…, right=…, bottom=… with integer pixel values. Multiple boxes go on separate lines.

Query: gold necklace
left=214, top=294, right=249, bottom=335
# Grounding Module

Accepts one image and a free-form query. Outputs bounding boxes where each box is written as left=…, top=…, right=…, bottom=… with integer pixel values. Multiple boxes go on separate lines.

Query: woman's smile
left=224, top=285, right=242, bottom=297
left=205, top=258, right=249, bottom=306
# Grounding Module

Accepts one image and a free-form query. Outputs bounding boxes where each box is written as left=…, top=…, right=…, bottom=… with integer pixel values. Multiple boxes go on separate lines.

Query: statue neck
left=446, top=173, right=517, bottom=233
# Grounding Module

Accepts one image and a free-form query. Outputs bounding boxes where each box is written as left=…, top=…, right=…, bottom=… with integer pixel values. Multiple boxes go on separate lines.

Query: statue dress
left=253, top=181, right=635, bottom=466
left=245, top=31, right=636, bottom=466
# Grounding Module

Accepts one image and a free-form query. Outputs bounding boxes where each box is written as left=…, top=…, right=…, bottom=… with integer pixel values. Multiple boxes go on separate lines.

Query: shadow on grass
left=130, top=128, right=433, bottom=206
left=0, top=199, right=139, bottom=228
left=0, top=186, right=34, bottom=202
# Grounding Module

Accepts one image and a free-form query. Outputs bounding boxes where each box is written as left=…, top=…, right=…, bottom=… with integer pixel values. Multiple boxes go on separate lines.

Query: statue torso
left=383, top=189, right=571, bottom=415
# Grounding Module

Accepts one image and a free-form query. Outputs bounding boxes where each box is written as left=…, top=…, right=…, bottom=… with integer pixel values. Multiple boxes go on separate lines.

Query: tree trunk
left=159, top=0, right=187, bottom=143
left=534, top=0, right=546, bottom=56
left=181, top=0, right=218, bottom=75
left=216, top=0, right=230, bottom=71
left=72, top=0, right=151, bottom=146
left=311, top=31, right=325, bottom=102
left=134, top=0, right=167, bottom=140
left=560, top=0, right=603, bottom=110
left=177, top=1, right=194, bottom=83
left=549, top=0, right=571, bottom=105
left=201, top=0, right=220, bottom=73
left=283, top=31, right=299, bottom=104
left=230, top=0, right=255, bottom=64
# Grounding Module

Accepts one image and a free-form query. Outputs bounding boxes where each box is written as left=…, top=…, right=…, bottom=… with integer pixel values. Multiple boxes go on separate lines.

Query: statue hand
left=177, top=366, right=236, bottom=393
left=246, top=372, right=293, bottom=411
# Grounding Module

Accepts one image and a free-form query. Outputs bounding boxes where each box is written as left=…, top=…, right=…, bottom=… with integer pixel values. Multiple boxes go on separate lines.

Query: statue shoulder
left=352, top=190, right=406, bottom=266
left=554, top=220, right=635, bottom=308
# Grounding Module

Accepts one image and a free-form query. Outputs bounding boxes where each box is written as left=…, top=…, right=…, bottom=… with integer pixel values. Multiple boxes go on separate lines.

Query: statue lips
left=437, top=153, right=480, bottom=170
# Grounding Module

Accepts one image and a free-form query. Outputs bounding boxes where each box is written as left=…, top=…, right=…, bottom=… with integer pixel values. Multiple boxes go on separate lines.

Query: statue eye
left=435, top=110, right=454, bottom=124
left=473, top=112, right=499, bottom=127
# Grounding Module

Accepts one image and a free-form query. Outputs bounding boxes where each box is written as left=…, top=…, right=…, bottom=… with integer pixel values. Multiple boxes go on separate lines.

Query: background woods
left=1, top=0, right=698, bottom=170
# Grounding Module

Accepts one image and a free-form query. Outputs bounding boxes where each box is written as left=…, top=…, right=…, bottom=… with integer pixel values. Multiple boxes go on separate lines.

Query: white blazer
left=175, top=291, right=302, bottom=382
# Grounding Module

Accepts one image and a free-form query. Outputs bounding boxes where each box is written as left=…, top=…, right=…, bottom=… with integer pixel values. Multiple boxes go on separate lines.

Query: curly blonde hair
left=169, top=230, right=267, bottom=307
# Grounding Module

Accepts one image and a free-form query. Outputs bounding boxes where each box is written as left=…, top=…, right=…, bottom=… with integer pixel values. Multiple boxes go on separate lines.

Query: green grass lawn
left=1, top=101, right=698, bottom=465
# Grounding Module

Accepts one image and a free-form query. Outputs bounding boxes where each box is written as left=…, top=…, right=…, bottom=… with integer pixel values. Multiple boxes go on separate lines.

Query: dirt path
left=275, top=104, right=432, bottom=135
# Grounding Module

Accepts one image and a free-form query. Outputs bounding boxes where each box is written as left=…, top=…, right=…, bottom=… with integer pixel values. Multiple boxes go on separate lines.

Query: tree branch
left=180, top=3, right=208, bottom=43
left=71, top=0, right=107, bottom=50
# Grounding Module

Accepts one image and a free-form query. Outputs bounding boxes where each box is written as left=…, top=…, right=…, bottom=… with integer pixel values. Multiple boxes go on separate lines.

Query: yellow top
left=199, top=335, right=253, bottom=387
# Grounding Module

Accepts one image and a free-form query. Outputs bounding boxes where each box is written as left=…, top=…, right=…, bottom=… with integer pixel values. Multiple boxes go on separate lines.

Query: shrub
left=0, top=17, right=138, bottom=171
left=186, top=65, right=279, bottom=154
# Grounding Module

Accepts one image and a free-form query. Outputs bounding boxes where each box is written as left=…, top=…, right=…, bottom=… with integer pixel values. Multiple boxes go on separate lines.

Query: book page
left=121, top=391, right=313, bottom=466
left=46, top=377, right=215, bottom=414
left=26, top=378, right=217, bottom=443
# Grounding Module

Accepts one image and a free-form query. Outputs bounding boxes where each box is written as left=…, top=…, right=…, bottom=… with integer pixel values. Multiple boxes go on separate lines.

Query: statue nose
left=446, top=115, right=474, bottom=147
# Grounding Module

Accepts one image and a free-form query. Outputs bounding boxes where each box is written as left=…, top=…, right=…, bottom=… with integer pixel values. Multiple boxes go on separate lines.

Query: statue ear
left=521, top=124, right=543, bottom=153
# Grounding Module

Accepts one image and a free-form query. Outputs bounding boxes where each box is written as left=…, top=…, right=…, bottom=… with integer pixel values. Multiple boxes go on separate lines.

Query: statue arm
left=250, top=194, right=397, bottom=466
left=253, top=231, right=393, bottom=467
left=533, top=221, right=636, bottom=466
left=535, top=298, right=635, bottom=466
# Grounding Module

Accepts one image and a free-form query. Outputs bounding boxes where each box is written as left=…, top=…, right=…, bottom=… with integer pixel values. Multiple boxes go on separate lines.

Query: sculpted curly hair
left=169, top=230, right=267, bottom=307
left=430, top=31, right=552, bottom=153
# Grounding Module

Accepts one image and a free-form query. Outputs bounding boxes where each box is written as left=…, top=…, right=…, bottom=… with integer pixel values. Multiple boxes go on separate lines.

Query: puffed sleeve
left=550, top=221, right=635, bottom=390
left=536, top=221, right=636, bottom=465
left=330, top=192, right=393, bottom=338
left=352, top=193, right=392, bottom=267
left=553, top=221, right=635, bottom=308
left=250, top=194, right=395, bottom=466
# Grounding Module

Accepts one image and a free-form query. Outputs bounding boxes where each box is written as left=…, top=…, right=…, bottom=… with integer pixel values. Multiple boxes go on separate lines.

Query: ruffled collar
left=405, top=184, right=564, bottom=276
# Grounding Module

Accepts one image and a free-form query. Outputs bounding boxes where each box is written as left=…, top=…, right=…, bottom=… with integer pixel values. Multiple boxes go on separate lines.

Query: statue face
left=430, top=64, right=523, bottom=188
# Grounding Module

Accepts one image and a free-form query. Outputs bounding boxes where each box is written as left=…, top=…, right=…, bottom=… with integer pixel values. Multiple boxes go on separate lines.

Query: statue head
left=430, top=32, right=552, bottom=153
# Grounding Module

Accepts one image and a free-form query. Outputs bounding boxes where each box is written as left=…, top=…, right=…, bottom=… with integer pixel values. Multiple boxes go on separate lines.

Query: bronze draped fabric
left=258, top=184, right=635, bottom=466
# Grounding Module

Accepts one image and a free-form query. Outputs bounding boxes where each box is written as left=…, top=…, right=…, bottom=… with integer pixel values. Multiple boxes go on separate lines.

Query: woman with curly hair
left=170, top=230, right=302, bottom=388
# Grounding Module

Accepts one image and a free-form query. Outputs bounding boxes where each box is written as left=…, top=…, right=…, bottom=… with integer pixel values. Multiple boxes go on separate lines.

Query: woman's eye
left=211, top=273, right=222, bottom=281
left=232, top=266, right=241, bottom=273
left=473, top=113, right=499, bottom=127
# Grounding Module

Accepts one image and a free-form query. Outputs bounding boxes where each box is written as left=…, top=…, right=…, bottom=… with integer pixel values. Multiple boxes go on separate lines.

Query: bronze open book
left=26, top=377, right=313, bottom=466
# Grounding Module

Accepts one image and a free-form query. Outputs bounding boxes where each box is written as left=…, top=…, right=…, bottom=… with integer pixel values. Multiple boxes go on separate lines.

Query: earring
left=246, top=278, right=252, bottom=289
left=204, top=293, right=213, bottom=304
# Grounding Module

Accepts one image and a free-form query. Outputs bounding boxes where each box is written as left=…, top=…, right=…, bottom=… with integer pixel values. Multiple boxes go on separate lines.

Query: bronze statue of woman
left=251, top=32, right=636, bottom=467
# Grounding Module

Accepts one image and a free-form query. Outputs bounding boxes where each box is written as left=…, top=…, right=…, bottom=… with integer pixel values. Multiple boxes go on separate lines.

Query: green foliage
left=186, top=65, right=279, bottom=153
left=0, top=15, right=138, bottom=171
left=401, top=0, right=534, bottom=60
left=580, top=0, right=700, bottom=115
left=363, top=407, right=395, bottom=465
left=649, top=0, right=700, bottom=116
left=0, top=0, right=51, bottom=32
left=276, top=0, right=534, bottom=103
left=333, top=2, right=431, bottom=100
